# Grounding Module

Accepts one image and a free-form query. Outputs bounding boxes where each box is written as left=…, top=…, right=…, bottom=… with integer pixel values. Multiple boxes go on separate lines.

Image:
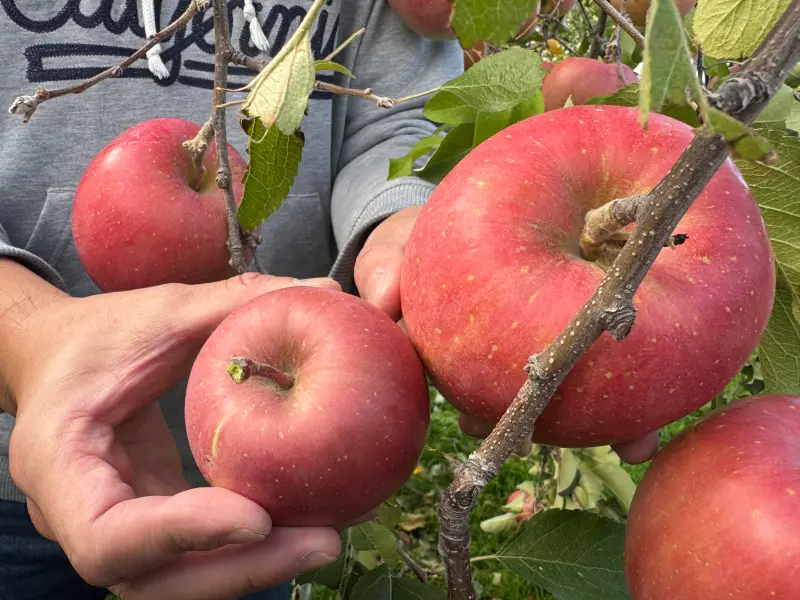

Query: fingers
left=611, top=432, right=660, bottom=464
left=355, top=206, right=422, bottom=322
left=63, top=487, right=275, bottom=587
left=166, top=272, right=342, bottom=343
left=112, top=526, right=342, bottom=600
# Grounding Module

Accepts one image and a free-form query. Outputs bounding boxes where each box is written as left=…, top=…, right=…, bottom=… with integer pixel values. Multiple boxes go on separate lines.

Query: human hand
left=458, top=413, right=660, bottom=465
left=7, top=273, right=344, bottom=600
left=354, top=205, right=422, bottom=321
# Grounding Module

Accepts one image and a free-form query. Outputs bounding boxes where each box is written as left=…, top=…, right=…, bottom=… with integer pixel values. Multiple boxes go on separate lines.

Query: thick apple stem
left=579, top=194, right=646, bottom=261
left=228, top=357, right=295, bottom=390
left=182, top=118, right=214, bottom=191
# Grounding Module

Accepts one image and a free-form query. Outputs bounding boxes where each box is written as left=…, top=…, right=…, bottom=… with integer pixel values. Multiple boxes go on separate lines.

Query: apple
left=399, top=105, right=775, bottom=448
left=540, top=0, right=577, bottom=16
left=72, top=118, right=250, bottom=292
left=184, top=285, right=431, bottom=527
left=610, top=0, right=696, bottom=28
left=541, top=57, right=638, bottom=111
left=624, top=394, right=800, bottom=600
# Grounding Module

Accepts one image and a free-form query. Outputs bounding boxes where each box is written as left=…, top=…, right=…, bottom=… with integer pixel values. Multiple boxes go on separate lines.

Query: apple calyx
left=227, top=356, right=295, bottom=390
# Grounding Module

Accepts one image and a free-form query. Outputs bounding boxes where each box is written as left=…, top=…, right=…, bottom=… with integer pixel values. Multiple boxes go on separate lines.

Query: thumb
left=163, top=272, right=341, bottom=343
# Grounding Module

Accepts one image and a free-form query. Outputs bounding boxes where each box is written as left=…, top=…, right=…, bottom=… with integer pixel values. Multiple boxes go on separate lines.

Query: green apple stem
left=592, top=0, right=645, bottom=49
left=7, top=0, right=208, bottom=122
left=227, top=357, right=295, bottom=390
left=210, top=0, right=248, bottom=274
left=438, top=3, right=800, bottom=598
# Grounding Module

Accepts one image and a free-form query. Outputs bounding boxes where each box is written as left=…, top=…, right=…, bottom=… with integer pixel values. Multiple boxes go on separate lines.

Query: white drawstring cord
left=142, top=0, right=170, bottom=79
left=244, top=0, right=270, bottom=52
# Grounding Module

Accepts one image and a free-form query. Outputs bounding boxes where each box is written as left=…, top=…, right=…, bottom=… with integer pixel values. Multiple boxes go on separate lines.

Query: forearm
left=0, top=258, right=69, bottom=414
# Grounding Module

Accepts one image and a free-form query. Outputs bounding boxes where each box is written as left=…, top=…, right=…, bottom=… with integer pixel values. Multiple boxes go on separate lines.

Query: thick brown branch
left=592, top=0, right=645, bottom=49
left=438, top=2, right=800, bottom=598
left=8, top=0, right=208, bottom=122
left=211, top=0, right=247, bottom=274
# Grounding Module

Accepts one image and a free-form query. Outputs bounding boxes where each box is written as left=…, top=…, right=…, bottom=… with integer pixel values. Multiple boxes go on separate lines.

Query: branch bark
left=8, top=0, right=208, bottom=122
left=438, top=1, right=800, bottom=598
left=592, top=0, right=645, bottom=49
left=211, top=0, right=247, bottom=274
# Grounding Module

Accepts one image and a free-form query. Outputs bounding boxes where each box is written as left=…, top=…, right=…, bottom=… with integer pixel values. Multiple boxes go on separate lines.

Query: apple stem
left=227, top=357, right=295, bottom=390
left=579, top=194, right=647, bottom=261
left=182, top=118, right=214, bottom=191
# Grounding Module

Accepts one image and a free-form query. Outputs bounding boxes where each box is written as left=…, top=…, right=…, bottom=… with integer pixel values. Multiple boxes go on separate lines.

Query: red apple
left=184, top=285, right=431, bottom=527
left=542, top=57, right=638, bottom=111
left=72, top=118, right=250, bottom=292
left=540, top=0, right=577, bottom=16
left=610, top=0, right=696, bottom=27
left=625, top=394, right=800, bottom=600
left=399, top=105, right=775, bottom=448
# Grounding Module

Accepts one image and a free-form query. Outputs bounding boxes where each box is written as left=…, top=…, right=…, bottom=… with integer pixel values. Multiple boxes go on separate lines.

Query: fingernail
left=296, top=550, right=337, bottom=571
left=223, top=528, right=268, bottom=545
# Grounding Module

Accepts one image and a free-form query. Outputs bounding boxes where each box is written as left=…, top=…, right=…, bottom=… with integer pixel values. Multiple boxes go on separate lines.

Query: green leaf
left=496, top=509, right=630, bottom=600
left=423, top=91, right=479, bottom=125
left=238, top=119, right=304, bottom=232
left=241, top=30, right=315, bottom=136
left=706, top=107, right=776, bottom=163
left=480, top=513, right=520, bottom=534
left=414, top=123, right=476, bottom=184
left=787, top=96, right=800, bottom=132
left=350, top=565, right=446, bottom=600
left=351, top=521, right=402, bottom=569
left=755, top=84, right=796, bottom=126
left=473, top=108, right=514, bottom=146
left=313, top=60, right=355, bottom=78
left=639, top=0, right=708, bottom=127
left=734, top=128, right=800, bottom=393
left=388, top=135, right=444, bottom=180
left=509, top=89, right=546, bottom=121
left=437, top=47, right=548, bottom=113
left=576, top=448, right=637, bottom=513
left=557, top=449, right=580, bottom=497
left=759, top=266, right=800, bottom=394
left=693, top=0, right=791, bottom=60
left=295, top=554, right=346, bottom=588
left=450, top=0, right=538, bottom=48
left=378, top=501, right=403, bottom=529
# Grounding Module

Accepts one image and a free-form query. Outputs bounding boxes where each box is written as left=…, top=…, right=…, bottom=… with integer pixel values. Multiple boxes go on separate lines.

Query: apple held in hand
left=624, top=394, right=800, bottom=600
left=185, top=286, right=431, bottom=527
left=541, top=57, right=638, bottom=111
left=400, top=105, right=775, bottom=448
left=72, top=118, right=250, bottom=292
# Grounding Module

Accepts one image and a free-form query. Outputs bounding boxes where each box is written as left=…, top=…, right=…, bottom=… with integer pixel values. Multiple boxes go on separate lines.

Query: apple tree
left=7, top=0, right=800, bottom=599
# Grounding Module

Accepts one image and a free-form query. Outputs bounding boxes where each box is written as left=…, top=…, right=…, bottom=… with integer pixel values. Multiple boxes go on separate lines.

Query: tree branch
left=438, top=2, right=800, bottom=598
left=592, top=0, right=645, bottom=49
left=589, top=9, right=609, bottom=59
left=211, top=0, right=247, bottom=274
left=8, top=0, right=209, bottom=122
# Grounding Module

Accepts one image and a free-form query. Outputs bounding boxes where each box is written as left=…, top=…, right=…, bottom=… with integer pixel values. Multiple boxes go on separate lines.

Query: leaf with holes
left=639, top=0, right=708, bottom=127
left=450, top=0, right=539, bottom=48
left=693, top=0, right=791, bottom=59
left=238, top=119, right=304, bottom=232
left=496, top=509, right=630, bottom=600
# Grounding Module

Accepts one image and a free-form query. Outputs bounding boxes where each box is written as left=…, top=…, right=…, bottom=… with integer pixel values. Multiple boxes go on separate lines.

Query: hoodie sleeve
left=0, top=221, right=66, bottom=291
left=327, top=0, right=464, bottom=292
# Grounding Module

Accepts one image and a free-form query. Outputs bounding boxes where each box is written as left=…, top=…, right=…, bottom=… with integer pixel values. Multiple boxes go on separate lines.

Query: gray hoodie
left=0, top=0, right=462, bottom=503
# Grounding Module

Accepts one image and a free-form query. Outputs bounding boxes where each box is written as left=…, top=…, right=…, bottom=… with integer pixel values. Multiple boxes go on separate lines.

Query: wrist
left=0, top=258, right=72, bottom=414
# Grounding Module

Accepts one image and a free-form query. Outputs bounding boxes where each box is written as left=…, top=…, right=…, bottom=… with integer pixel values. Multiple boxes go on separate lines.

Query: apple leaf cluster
left=389, top=47, right=548, bottom=183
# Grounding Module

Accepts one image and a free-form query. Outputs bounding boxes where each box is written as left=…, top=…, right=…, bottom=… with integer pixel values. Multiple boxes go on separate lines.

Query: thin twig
left=8, top=0, right=208, bottom=122
left=398, top=542, right=429, bottom=583
left=211, top=0, right=247, bottom=274
left=589, top=9, right=609, bottom=59
left=437, top=2, right=800, bottom=598
left=592, top=0, right=645, bottom=49
left=314, top=81, right=437, bottom=108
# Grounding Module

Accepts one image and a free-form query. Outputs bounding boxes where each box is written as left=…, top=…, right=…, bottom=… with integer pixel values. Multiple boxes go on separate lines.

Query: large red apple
left=184, top=286, right=431, bottom=527
left=624, top=394, right=800, bottom=599
left=610, top=0, right=696, bottom=27
left=541, top=57, right=638, bottom=111
left=72, top=118, right=250, bottom=292
left=399, top=105, right=775, bottom=448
